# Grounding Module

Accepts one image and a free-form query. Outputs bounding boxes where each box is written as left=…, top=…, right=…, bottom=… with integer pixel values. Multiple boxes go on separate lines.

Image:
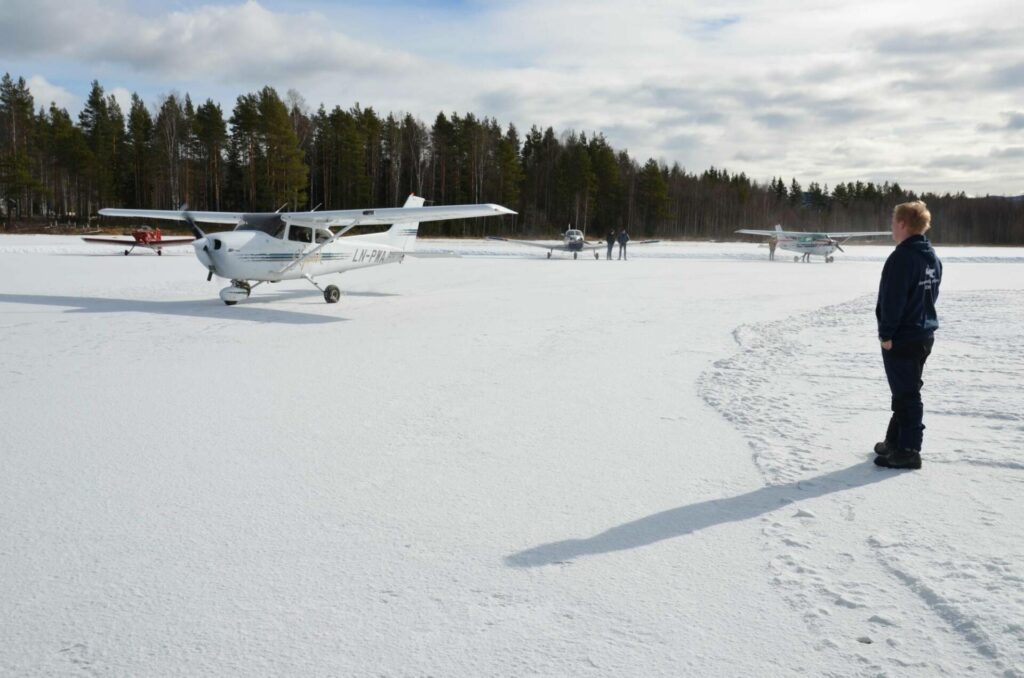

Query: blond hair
left=893, top=201, right=931, bottom=234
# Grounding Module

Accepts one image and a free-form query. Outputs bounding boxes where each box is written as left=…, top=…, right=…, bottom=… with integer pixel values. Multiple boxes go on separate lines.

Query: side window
left=288, top=226, right=312, bottom=243
left=315, top=229, right=332, bottom=244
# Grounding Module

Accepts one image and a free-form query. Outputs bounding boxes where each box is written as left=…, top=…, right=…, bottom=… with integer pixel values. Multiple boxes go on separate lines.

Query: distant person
left=617, top=228, right=630, bottom=260
left=874, top=200, right=942, bottom=470
left=768, top=236, right=778, bottom=261
left=606, top=229, right=616, bottom=260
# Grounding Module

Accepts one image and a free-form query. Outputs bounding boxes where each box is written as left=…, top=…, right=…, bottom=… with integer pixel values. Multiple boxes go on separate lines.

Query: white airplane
left=99, top=195, right=515, bottom=305
left=736, top=224, right=890, bottom=262
left=487, top=228, right=658, bottom=259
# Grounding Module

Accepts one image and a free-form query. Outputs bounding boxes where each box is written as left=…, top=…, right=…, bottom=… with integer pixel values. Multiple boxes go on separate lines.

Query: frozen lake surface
left=2, top=235, right=1022, bottom=676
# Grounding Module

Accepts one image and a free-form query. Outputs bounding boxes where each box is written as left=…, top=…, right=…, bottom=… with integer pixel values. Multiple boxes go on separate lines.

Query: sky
left=2, top=0, right=1023, bottom=196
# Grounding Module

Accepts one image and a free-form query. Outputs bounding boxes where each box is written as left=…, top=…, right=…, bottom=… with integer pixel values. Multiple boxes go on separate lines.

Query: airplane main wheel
left=573, top=252, right=578, bottom=259
left=224, top=300, right=237, bottom=306
left=547, top=251, right=552, bottom=259
left=794, top=256, right=799, bottom=262
left=124, top=250, right=130, bottom=256
left=324, top=285, right=341, bottom=304
left=157, top=250, right=163, bottom=256
left=594, top=251, right=599, bottom=259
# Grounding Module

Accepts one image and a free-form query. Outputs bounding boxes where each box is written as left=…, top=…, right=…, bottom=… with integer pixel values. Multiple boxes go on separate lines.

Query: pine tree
left=194, top=99, right=226, bottom=210
left=257, top=86, right=308, bottom=210
left=126, top=93, right=154, bottom=207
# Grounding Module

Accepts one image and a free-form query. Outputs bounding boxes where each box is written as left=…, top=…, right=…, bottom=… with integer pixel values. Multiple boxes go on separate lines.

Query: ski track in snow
left=699, top=290, right=1024, bottom=677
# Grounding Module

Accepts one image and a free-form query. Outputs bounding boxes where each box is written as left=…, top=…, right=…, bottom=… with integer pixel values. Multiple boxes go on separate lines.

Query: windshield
left=235, top=214, right=286, bottom=239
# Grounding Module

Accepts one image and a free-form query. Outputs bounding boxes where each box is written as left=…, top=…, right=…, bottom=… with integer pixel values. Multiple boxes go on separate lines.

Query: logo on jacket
left=919, top=265, right=939, bottom=289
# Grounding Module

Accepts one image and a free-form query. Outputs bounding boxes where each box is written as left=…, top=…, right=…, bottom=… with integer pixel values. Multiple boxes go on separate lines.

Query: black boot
left=873, top=441, right=895, bottom=457
left=874, top=448, right=921, bottom=470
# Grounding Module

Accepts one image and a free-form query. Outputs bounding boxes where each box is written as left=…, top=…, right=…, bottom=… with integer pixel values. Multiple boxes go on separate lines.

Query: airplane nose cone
left=193, top=237, right=212, bottom=267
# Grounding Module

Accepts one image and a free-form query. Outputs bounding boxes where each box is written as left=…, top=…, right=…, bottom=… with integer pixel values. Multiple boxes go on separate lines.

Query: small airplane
left=487, top=228, right=658, bottom=259
left=82, top=226, right=194, bottom=255
left=735, top=224, right=890, bottom=262
left=99, top=194, right=515, bottom=305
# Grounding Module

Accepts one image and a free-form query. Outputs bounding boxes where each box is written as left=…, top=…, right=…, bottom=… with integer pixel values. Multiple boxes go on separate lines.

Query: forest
left=1, top=74, right=1021, bottom=244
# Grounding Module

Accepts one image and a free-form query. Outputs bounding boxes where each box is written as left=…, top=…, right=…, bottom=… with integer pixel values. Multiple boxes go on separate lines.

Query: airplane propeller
left=180, top=206, right=218, bottom=281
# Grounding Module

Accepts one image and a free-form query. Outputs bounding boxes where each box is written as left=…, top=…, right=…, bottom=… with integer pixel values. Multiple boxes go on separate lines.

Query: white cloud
left=109, top=87, right=133, bottom=116
left=25, top=76, right=78, bottom=112
left=3, top=0, right=1023, bottom=195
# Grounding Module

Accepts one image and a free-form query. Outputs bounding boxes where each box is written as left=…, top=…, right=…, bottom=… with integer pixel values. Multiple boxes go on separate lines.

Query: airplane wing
left=826, top=231, right=891, bottom=239
left=83, top=236, right=194, bottom=246
left=736, top=229, right=793, bottom=237
left=289, top=204, right=515, bottom=229
left=737, top=228, right=890, bottom=239
left=486, top=236, right=566, bottom=250
left=100, top=204, right=514, bottom=229
left=98, top=209, right=244, bottom=224
left=151, top=238, right=196, bottom=246
left=597, top=239, right=661, bottom=245
left=82, top=236, right=141, bottom=245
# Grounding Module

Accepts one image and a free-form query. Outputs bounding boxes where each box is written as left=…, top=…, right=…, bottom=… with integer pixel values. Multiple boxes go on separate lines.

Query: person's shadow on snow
left=505, top=462, right=894, bottom=568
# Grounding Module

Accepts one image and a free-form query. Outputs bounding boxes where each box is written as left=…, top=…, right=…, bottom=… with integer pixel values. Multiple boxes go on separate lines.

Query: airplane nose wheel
left=324, top=285, right=341, bottom=304
left=573, top=252, right=578, bottom=259
left=220, top=280, right=252, bottom=305
left=594, top=251, right=599, bottom=259
left=547, top=251, right=552, bottom=259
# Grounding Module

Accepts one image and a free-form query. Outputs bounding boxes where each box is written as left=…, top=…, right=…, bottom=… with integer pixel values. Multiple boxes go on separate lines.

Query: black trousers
left=881, top=337, right=934, bottom=451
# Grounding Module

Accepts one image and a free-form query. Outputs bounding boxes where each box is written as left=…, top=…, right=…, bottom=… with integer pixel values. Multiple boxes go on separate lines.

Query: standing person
left=617, top=228, right=630, bottom=260
left=874, top=201, right=942, bottom=470
left=606, top=229, right=616, bottom=260
left=768, top=236, right=778, bottom=261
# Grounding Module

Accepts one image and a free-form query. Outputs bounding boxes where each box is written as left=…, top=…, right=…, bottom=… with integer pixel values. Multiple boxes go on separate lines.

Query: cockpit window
left=235, top=215, right=285, bottom=239
left=288, top=225, right=312, bottom=243
left=315, top=228, right=332, bottom=244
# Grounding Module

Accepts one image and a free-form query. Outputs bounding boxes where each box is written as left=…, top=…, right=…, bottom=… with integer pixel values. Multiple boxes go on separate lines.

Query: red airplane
left=82, top=226, right=194, bottom=255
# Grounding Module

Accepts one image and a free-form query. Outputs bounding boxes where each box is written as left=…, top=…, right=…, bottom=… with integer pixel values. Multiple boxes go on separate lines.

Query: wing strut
left=273, top=219, right=364, bottom=276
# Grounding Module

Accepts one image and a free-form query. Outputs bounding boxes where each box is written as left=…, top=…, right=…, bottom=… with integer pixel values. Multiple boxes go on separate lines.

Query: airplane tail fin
left=346, top=194, right=424, bottom=251
left=388, top=194, right=425, bottom=251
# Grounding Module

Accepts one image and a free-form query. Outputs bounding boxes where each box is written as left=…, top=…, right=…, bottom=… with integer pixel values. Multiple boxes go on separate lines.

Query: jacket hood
left=900, top=234, right=934, bottom=253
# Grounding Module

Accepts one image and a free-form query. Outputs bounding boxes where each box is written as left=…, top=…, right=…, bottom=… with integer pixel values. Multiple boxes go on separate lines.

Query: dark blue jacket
left=617, top=231, right=630, bottom=245
left=876, top=234, right=942, bottom=343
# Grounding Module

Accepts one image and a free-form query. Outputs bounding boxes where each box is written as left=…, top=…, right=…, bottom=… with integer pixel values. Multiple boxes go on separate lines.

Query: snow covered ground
left=1, top=235, right=1022, bottom=677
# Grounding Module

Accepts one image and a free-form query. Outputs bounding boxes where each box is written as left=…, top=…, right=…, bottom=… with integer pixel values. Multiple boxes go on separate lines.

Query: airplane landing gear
left=594, top=250, right=599, bottom=259
left=301, top=274, right=342, bottom=304
left=826, top=255, right=834, bottom=263
left=124, top=249, right=130, bottom=256
left=573, top=252, right=578, bottom=259
left=157, top=249, right=162, bottom=256
left=220, top=280, right=252, bottom=306
left=794, top=255, right=800, bottom=262
left=547, top=251, right=552, bottom=259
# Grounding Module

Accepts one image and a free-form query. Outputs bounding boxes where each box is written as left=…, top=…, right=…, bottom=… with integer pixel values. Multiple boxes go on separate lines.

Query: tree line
left=1, top=73, right=1021, bottom=244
